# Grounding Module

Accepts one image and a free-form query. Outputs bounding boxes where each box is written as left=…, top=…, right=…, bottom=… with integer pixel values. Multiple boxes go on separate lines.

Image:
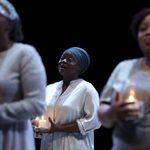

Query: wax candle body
left=36, top=116, right=48, bottom=128
left=38, top=119, right=47, bottom=128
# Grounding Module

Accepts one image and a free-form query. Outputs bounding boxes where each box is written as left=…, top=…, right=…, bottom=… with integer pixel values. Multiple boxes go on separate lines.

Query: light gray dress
left=100, top=58, right=150, bottom=150
left=0, top=43, right=47, bottom=150
left=41, top=79, right=101, bottom=150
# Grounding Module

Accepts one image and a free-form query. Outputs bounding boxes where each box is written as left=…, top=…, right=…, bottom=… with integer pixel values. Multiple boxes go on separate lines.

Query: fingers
left=116, top=91, right=124, bottom=104
left=112, top=91, right=123, bottom=105
left=48, top=117, right=53, bottom=124
left=34, top=127, right=49, bottom=133
left=32, top=120, right=39, bottom=127
left=118, top=101, right=145, bottom=122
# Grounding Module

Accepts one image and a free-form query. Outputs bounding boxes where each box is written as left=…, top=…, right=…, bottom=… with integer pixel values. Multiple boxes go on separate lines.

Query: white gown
left=100, top=58, right=150, bottom=150
left=0, top=43, right=47, bottom=150
left=41, top=79, right=101, bottom=150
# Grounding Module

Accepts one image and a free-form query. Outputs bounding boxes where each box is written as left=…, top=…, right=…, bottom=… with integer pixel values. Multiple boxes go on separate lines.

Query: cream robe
left=0, top=43, right=46, bottom=150
left=41, top=79, right=101, bottom=150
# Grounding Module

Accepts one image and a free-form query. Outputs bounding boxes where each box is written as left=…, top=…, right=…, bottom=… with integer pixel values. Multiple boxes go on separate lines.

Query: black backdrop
left=9, top=1, right=150, bottom=150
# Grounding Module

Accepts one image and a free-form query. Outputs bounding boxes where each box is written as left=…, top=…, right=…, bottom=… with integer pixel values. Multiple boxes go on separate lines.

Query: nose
left=62, top=58, right=67, bottom=62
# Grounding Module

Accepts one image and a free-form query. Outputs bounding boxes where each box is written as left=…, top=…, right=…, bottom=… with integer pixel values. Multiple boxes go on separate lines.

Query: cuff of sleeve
left=76, top=119, right=86, bottom=135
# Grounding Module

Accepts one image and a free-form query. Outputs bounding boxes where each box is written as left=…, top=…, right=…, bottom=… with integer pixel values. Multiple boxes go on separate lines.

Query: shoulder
left=78, top=80, right=99, bottom=100
left=116, top=58, right=139, bottom=68
left=112, top=58, right=140, bottom=73
left=106, top=58, right=140, bottom=82
left=13, top=43, right=44, bottom=67
left=79, top=80, right=98, bottom=92
left=46, top=81, right=61, bottom=91
left=12, top=42, right=40, bottom=58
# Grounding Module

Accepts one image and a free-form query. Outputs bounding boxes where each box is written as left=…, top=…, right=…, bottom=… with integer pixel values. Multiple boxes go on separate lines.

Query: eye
left=139, top=24, right=148, bottom=32
left=68, top=57, right=73, bottom=61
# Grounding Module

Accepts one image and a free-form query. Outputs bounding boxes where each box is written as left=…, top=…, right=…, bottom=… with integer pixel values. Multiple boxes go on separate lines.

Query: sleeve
left=0, top=46, right=47, bottom=124
left=99, top=60, right=132, bottom=104
left=76, top=84, right=101, bottom=135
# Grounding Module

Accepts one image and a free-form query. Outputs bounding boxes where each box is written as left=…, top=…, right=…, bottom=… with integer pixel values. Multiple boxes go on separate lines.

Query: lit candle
left=127, top=89, right=136, bottom=103
left=38, top=115, right=48, bottom=128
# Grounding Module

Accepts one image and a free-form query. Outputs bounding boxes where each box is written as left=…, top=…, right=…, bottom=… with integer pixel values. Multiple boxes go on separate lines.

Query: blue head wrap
left=65, top=47, right=90, bottom=74
left=0, top=0, right=19, bottom=20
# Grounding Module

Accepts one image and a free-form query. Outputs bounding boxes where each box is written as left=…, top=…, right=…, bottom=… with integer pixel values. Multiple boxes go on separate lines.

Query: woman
left=98, top=8, right=150, bottom=150
left=35, top=47, right=101, bottom=150
left=0, top=0, right=47, bottom=150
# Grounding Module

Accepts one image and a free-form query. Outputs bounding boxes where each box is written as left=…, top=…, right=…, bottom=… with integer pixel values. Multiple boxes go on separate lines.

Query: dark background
left=9, top=0, right=150, bottom=150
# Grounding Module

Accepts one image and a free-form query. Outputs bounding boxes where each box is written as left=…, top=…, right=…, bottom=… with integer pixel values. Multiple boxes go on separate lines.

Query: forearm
left=54, top=122, right=80, bottom=133
left=99, top=104, right=116, bottom=128
left=0, top=99, right=46, bottom=124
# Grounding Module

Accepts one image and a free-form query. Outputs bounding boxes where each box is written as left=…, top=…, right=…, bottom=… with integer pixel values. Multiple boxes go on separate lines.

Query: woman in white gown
left=0, top=0, right=47, bottom=150
left=35, top=47, right=101, bottom=150
left=98, top=8, right=150, bottom=150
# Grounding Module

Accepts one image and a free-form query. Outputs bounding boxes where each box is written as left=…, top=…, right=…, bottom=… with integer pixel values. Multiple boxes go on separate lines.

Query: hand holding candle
left=124, top=85, right=145, bottom=121
left=35, top=115, right=49, bottom=128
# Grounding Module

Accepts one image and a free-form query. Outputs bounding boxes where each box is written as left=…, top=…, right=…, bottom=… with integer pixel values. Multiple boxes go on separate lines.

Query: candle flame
left=128, top=89, right=135, bottom=102
left=129, top=89, right=135, bottom=96
left=35, top=117, right=39, bottom=120
left=41, top=115, right=45, bottom=120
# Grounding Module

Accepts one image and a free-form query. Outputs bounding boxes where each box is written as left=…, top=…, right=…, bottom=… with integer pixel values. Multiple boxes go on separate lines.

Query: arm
left=98, top=62, right=125, bottom=128
left=54, top=122, right=79, bottom=132
left=98, top=103, right=116, bottom=128
left=0, top=46, right=47, bottom=124
left=36, top=83, right=101, bottom=134
left=99, top=91, right=145, bottom=128
left=35, top=117, right=80, bottom=134
left=76, top=84, right=101, bottom=135
left=48, top=117, right=80, bottom=133
left=98, top=91, right=121, bottom=128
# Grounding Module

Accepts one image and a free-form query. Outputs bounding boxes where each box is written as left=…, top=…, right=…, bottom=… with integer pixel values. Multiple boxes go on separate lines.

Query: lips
left=141, top=38, right=150, bottom=46
left=143, top=41, right=150, bottom=47
left=60, top=63, right=67, bottom=68
left=58, top=63, right=67, bottom=70
left=143, top=37, right=150, bottom=42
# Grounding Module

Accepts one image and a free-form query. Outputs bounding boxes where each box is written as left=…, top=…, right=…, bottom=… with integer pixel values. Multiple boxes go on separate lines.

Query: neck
left=141, top=58, right=150, bottom=71
left=63, top=75, right=78, bottom=85
left=61, top=77, right=79, bottom=95
left=63, top=78, right=78, bottom=85
left=0, top=41, right=13, bottom=52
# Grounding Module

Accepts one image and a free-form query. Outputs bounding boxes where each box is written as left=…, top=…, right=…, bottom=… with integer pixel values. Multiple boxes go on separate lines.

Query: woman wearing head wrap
left=0, top=0, right=47, bottom=150
left=34, top=47, right=101, bottom=150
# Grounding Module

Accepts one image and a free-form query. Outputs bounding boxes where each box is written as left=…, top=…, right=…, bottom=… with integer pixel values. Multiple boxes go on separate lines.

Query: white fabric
left=41, top=79, right=101, bottom=150
left=100, top=58, right=150, bottom=150
left=0, top=43, right=47, bottom=150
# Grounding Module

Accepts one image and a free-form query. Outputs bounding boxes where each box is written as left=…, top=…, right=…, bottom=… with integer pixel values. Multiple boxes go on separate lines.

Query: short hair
left=130, top=8, right=150, bottom=39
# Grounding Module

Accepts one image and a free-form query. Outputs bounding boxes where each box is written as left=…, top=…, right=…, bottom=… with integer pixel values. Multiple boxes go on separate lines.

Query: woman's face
left=58, top=51, right=80, bottom=77
left=138, top=14, right=150, bottom=58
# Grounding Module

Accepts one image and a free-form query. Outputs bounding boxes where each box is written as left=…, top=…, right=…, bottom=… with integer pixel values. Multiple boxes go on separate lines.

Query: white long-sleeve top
left=0, top=43, right=47, bottom=150
left=41, top=79, right=101, bottom=150
left=100, top=58, right=150, bottom=150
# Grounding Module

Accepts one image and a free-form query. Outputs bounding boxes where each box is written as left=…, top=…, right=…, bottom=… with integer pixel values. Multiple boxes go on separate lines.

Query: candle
left=127, top=89, right=136, bottom=103
left=38, top=115, right=48, bottom=128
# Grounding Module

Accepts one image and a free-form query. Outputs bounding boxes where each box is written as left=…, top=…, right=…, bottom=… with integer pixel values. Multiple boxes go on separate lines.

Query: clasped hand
left=33, top=117, right=59, bottom=134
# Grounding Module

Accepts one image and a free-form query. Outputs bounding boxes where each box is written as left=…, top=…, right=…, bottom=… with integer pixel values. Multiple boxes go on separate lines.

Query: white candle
left=127, top=89, right=136, bottom=103
left=38, top=116, right=48, bottom=128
